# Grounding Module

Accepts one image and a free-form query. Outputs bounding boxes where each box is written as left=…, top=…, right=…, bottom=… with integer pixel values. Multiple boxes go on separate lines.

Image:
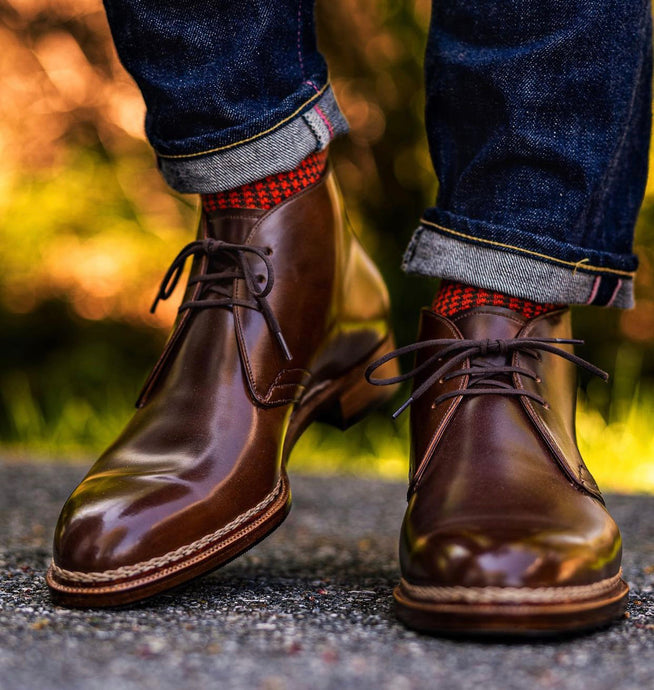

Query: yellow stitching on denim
left=158, top=83, right=330, bottom=159
left=573, top=258, right=590, bottom=275
left=420, top=219, right=634, bottom=278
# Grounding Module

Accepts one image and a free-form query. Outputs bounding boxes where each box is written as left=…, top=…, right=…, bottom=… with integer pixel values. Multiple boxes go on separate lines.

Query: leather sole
left=394, top=573, right=629, bottom=636
left=47, top=335, right=399, bottom=608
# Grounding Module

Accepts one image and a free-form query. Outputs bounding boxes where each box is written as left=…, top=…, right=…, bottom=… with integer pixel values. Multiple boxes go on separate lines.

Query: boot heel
left=316, top=336, right=400, bottom=430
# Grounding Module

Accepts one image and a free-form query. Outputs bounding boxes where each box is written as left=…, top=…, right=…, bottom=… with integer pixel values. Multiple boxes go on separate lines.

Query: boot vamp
left=402, top=394, right=622, bottom=588
left=53, top=307, right=287, bottom=573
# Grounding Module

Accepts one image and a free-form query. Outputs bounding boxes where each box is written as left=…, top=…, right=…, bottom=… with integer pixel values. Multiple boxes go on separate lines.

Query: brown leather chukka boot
left=47, top=169, right=398, bottom=607
left=367, top=306, right=628, bottom=635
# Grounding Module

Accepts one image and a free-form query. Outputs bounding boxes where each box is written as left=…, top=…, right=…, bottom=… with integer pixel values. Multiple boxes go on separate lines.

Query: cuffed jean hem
left=402, top=221, right=635, bottom=309
left=156, top=85, right=348, bottom=194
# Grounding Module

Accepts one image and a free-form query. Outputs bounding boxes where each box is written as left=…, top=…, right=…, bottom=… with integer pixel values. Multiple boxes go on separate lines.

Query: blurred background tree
left=1, top=0, right=653, bottom=491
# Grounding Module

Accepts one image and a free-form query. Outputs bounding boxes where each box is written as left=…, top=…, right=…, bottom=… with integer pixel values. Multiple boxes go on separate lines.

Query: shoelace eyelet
left=151, top=238, right=290, bottom=360
left=365, top=334, right=608, bottom=417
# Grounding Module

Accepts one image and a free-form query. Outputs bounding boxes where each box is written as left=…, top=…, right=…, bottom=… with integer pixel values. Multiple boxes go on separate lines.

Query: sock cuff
left=201, top=150, right=328, bottom=212
left=433, top=281, right=560, bottom=320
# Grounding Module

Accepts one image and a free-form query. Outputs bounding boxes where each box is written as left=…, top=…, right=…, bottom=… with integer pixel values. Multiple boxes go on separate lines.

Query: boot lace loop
left=365, top=337, right=608, bottom=419
left=150, top=238, right=292, bottom=360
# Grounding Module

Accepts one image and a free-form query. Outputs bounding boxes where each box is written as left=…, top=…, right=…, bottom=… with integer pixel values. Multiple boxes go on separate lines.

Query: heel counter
left=324, top=171, right=393, bottom=331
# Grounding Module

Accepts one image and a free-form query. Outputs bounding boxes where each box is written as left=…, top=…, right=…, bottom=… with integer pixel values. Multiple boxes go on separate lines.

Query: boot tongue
left=420, top=306, right=527, bottom=372
left=203, top=208, right=266, bottom=243
left=451, top=306, right=527, bottom=369
left=451, top=306, right=527, bottom=342
left=199, top=208, right=269, bottom=284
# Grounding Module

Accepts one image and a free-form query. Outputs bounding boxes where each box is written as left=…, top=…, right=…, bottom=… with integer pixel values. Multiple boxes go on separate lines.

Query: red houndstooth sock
left=201, top=150, right=328, bottom=212
left=432, top=280, right=560, bottom=320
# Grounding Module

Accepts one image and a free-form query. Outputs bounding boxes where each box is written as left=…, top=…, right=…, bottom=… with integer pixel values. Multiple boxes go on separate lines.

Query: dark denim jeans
left=103, top=0, right=652, bottom=307
left=102, top=0, right=348, bottom=193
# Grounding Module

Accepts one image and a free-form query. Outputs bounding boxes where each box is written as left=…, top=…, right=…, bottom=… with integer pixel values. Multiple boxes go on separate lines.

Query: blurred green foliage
left=1, top=0, right=654, bottom=491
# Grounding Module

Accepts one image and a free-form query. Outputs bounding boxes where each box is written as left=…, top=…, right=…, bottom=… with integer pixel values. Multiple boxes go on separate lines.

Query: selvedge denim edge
left=419, top=0, right=651, bottom=307
left=157, top=86, right=347, bottom=194
left=403, top=222, right=635, bottom=308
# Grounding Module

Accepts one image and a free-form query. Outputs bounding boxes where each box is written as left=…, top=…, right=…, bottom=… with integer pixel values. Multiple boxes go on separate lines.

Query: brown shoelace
left=365, top=337, right=608, bottom=418
left=151, top=238, right=292, bottom=360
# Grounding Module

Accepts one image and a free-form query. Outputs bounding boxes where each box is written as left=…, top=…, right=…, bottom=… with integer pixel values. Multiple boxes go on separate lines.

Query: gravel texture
left=0, top=460, right=652, bottom=690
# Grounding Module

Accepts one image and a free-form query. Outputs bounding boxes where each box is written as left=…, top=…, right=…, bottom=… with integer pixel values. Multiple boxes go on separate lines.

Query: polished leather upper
left=53, top=171, right=392, bottom=575
left=401, top=307, right=622, bottom=589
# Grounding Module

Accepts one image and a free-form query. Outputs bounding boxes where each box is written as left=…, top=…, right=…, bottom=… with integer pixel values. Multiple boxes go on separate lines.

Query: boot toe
left=401, top=517, right=622, bottom=589
left=52, top=471, right=195, bottom=575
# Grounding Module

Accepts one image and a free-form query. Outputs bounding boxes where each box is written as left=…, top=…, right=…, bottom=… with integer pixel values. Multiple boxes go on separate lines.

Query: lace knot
left=479, top=339, right=508, bottom=356
left=365, top=334, right=608, bottom=417
left=150, top=238, right=292, bottom=360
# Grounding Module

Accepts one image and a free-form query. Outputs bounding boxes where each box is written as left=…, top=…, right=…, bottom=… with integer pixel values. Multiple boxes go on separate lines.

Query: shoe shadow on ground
left=89, top=549, right=628, bottom=646
left=135, top=539, right=401, bottom=620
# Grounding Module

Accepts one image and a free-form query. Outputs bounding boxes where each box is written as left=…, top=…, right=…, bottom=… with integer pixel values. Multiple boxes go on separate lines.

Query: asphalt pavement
left=0, top=460, right=652, bottom=690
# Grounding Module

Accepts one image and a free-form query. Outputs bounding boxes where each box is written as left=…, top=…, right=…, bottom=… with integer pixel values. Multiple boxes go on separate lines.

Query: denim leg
left=404, top=0, right=652, bottom=307
left=102, top=0, right=347, bottom=193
